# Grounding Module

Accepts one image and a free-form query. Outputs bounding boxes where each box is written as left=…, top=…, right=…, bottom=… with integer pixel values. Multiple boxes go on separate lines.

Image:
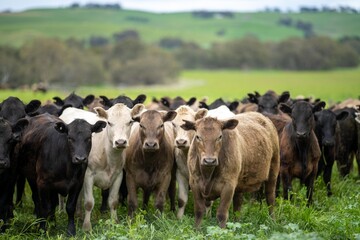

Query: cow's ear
left=199, top=101, right=209, bottom=109
left=163, top=110, right=177, bottom=122
left=195, top=109, right=207, bottom=120
left=100, top=96, right=112, bottom=108
left=161, top=98, right=170, bottom=108
left=12, top=118, right=29, bottom=141
left=25, top=100, right=41, bottom=114
left=228, top=101, right=239, bottom=112
left=83, top=94, right=95, bottom=106
left=181, top=120, right=196, bottom=131
left=278, top=91, right=290, bottom=103
left=336, top=111, right=349, bottom=121
left=55, top=122, right=68, bottom=134
left=280, top=103, right=292, bottom=115
left=133, top=94, right=147, bottom=104
left=131, top=104, right=145, bottom=119
left=92, top=121, right=107, bottom=133
left=247, top=93, right=258, bottom=104
left=313, top=101, right=326, bottom=113
left=53, top=96, right=64, bottom=106
left=186, top=97, right=197, bottom=106
left=222, top=119, right=238, bottom=130
left=94, top=107, right=108, bottom=120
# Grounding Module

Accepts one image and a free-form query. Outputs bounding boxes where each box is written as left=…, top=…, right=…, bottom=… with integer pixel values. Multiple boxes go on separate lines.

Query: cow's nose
left=176, top=139, right=187, bottom=146
left=296, top=131, right=307, bottom=138
left=74, top=156, right=87, bottom=163
left=145, top=141, right=157, bottom=148
left=0, top=159, right=9, bottom=168
left=115, top=139, right=127, bottom=148
left=203, top=158, right=217, bottom=166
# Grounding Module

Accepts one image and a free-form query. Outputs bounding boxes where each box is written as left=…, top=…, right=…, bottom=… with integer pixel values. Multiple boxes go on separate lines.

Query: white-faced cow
left=125, top=110, right=177, bottom=217
left=17, top=114, right=106, bottom=236
left=279, top=101, right=325, bottom=205
left=81, top=103, right=145, bottom=231
left=181, top=112, right=280, bottom=228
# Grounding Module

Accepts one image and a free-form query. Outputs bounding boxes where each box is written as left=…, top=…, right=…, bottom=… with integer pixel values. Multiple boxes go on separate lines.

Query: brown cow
left=181, top=112, right=280, bottom=228
left=125, top=110, right=177, bottom=217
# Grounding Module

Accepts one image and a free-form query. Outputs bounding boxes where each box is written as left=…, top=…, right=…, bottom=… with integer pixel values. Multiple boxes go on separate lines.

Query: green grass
left=2, top=160, right=359, bottom=239
left=1, top=68, right=359, bottom=105
left=0, top=9, right=359, bottom=47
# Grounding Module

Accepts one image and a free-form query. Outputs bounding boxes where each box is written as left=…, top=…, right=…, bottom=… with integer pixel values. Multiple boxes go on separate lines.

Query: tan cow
left=125, top=110, right=177, bottom=217
left=181, top=112, right=280, bottom=228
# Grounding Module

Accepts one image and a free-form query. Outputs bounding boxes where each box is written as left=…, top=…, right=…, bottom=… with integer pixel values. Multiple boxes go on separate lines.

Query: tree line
left=0, top=34, right=359, bottom=89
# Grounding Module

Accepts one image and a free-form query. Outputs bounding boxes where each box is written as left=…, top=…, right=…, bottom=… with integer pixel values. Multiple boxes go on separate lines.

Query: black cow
left=248, top=90, right=290, bottom=115
left=17, top=114, right=106, bottom=236
left=314, top=110, right=348, bottom=196
left=100, top=94, right=146, bottom=109
left=53, top=92, right=95, bottom=109
left=280, top=101, right=325, bottom=205
left=0, top=118, right=29, bottom=231
left=333, top=107, right=359, bottom=177
left=160, top=96, right=197, bottom=110
left=199, top=98, right=239, bottom=112
left=0, top=96, right=41, bottom=124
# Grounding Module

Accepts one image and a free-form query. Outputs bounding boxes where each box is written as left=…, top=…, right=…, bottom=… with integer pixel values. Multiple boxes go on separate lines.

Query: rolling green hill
left=0, top=8, right=359, bottom=47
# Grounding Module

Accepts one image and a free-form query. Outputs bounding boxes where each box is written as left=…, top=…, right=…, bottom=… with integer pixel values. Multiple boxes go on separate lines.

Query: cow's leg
left=176, top=171, right=189, bottom=219
left=323, top=147, right=335, bottom=196
left=108, top=171, right=123, bottom=223
left=192, top=186, right=206, bottom=229
left=27, top=178, right=40, bottom=216
left=83, top=176, right=94, bottom=231
left=0, top=182, right=10, bottom=232
left=168, top=164, right=176, bottom=212
left=154, top=175, right=171, bottom=214
left=100, top=189, right=109, bottom=213
left=142, top=190, right=151, bottom=210
left=217, top=185, right=235, bottom=228
left=66, top=184, right=82, bottom=236
left=305, top=168, right=317, bottom=206
left=232, top=191, right=243, bottom=221
left=119, top=171, right=128, bottom=206
left=126, top=173, right=138, bottom=218
left=38, top=187, right=51, bottom=233
left=282, top=171, right=292, bottom=201
left=16, top=175, right=26, bottom=207
left=49, top=191, right=58, bottom=223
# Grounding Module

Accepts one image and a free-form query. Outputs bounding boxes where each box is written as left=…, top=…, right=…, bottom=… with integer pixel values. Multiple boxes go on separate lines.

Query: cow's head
left=94, top=103, right=145, bottom=149
left=53, top=92, right=95, bottom=109
left=181, top=117, right=238, bottom=167
left=134, top=110, right=177, bottom=152
left=0, top=118, right=29, bottom=169
left=55, top=119, right=106, bottom=164
left=248, top=90, right=290, bottom=115
left=280, top=101, right=325, bottom=140
left=315, top=110, right=348, bottom=147
left=0, top=96, right=41, bottom=123
left=172, top=106, right=197, bottom=149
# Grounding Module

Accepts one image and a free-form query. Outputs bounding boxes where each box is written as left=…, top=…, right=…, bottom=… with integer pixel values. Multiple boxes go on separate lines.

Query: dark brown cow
left=125, top=110, right=177, bottom=217
left=17, top=114, right=106, bottom=236
left=181, top=112, right=280, bottom=228
left=280, top=101, right=325, bottom=204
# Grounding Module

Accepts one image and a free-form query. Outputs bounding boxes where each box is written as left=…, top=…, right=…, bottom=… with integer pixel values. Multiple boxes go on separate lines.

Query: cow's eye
left=195, top=135, right=202, bottom=141
left=172, top=122, right=177, bottom=128
left=159, top=124, right=164, bottom=129
left=217, top=135, right=222, bottom=141
left=107, top=121, right=113, bottom=127
left=139, top=124, right=145, bottom=130
left=129, top=120, right=134, bottom=125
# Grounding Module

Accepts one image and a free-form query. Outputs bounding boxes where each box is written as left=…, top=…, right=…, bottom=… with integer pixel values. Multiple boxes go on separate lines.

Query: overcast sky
left=1, top=0, right=360, bottom=13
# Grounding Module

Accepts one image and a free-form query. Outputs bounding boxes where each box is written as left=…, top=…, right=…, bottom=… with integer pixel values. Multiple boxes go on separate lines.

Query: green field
left=0, top=8, right=359, bottom=47
left=1, top=69, right=359, bottom=106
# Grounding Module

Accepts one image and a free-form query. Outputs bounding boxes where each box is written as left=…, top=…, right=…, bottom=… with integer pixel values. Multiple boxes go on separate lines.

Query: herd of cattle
left=0, top=91, right=359, bottom=236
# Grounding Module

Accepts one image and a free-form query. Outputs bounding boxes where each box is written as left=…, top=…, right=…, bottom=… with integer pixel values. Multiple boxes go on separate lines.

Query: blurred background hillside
left=0, top=1, right=359, bottom=90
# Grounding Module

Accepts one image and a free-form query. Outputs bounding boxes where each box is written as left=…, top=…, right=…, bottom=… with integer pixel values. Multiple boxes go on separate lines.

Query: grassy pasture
left=0, top=9, right=360, bottom=47
left=0, top=69, right=360, bottom=239
left=1, top=68, right=359, bottom=106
